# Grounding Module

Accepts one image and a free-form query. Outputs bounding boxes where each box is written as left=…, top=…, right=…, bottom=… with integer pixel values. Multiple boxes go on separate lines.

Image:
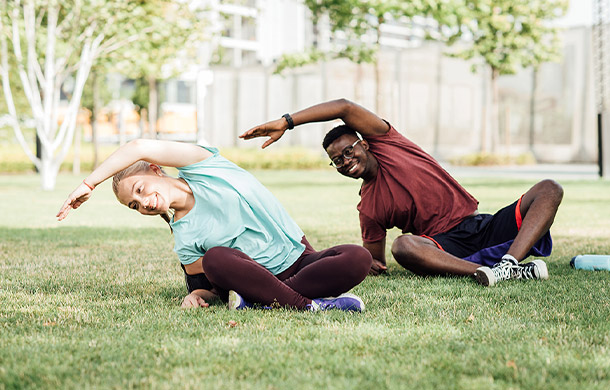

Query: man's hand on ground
left=369, top=259, right=388, bottom=276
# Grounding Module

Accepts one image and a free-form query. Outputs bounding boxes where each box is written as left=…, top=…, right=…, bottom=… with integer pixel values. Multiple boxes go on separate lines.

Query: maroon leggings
left=201, top=237, right=372, bottom=309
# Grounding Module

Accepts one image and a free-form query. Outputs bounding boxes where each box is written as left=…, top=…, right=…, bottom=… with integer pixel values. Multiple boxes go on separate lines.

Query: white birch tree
left=0, top=0, right=192, bottom=190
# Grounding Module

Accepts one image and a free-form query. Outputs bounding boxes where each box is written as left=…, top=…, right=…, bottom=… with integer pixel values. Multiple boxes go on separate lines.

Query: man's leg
left=504, top=179, right=563, bottom=261
left=473, top=179, right=562, bottom=286
left=391, top=179, right=562, bottom=278
left=390, top=235, right=479, bottom=277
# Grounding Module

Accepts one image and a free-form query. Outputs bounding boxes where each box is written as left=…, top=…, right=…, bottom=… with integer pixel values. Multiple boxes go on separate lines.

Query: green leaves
left=281, top=0, right=426, bottom=71
left=96, top=0, right=206, bottom=80
left=444, top=0, right=569, bottom=75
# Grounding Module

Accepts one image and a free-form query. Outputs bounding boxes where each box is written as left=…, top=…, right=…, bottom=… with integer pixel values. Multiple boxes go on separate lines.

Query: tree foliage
left=443, top=0, right=568, bottom=75
left=0, top=0, right=203, bottom=190
left=439, top=0, right=568, bottom=152
left=109, top=2, right=206, bottom=83
left=276, top=0, right=425, bottom=73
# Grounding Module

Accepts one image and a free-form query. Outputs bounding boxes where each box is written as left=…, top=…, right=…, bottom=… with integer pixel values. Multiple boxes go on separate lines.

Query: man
left=240, top=99, right=563, bottom=286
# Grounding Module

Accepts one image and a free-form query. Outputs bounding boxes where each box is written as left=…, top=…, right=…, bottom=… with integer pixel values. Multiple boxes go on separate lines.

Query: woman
left=57, top=139, right=372, bottom=311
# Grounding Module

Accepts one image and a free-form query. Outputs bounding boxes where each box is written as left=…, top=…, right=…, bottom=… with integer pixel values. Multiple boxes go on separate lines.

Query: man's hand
left=369, top=259, right=388, bottom=276
left=181, top=292, right=210, bottom=308
left=363, top=240, right=386, bottom=275
left=239, top=118, right=287, bottom=149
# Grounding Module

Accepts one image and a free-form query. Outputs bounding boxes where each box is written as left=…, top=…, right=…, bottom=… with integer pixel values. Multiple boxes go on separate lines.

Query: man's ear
left=361, top=139, right=369, bottom=151
left=149, top=163, right=163, bottom=176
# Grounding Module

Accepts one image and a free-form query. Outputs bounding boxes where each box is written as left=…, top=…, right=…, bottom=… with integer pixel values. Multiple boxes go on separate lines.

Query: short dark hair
left=322, top=124, right=358, bottom=150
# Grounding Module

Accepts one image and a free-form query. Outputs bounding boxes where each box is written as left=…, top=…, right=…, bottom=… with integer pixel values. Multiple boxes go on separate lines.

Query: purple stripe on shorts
left=463, top=231, right=553, bottom=267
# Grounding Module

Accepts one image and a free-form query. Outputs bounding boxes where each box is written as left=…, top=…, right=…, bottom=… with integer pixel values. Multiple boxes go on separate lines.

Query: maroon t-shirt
left=358, top=124, right=479, bottom=243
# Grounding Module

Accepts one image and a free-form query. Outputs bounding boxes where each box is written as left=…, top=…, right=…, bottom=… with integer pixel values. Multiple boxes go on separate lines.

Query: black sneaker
left=475, top=257, right=520, bottom=287
left=476, top=258, right=549, bottom=286
left=516, top=260, right=549, bottom=281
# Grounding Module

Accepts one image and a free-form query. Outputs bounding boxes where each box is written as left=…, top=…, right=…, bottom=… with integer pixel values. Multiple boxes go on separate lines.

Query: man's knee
left=391, top=235, right=426, bottom=268
left=538, top=179, right=564, bottom=205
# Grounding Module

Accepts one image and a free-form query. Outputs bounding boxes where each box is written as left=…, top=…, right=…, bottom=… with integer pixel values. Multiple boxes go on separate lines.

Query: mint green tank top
left=170, top=147, right=305, bottom=275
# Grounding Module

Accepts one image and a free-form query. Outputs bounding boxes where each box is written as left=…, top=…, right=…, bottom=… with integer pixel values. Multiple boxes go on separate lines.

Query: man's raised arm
left=240, top=98, right=389, bottom=148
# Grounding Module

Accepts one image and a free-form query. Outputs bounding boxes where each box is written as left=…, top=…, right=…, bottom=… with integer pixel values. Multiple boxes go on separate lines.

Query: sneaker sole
left=338, top=292, right=366, bottom=312
left=228, top=290, right=241, bottom=310
left=530, top=260, right=549, bottom=280
left=475, top=267, right=495, bottom=287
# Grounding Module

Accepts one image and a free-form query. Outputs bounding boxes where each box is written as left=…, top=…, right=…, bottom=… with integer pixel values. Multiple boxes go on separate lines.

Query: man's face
left=325, top=134, right=373, bottom=180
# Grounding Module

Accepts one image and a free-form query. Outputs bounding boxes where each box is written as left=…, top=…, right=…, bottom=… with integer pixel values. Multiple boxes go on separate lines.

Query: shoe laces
left=492, top=258, right=520, bottom=281
left=517, top=262, right=538, bottom=280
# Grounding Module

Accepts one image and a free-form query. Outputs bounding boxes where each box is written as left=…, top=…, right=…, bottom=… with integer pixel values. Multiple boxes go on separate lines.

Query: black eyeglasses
left=329, top=139, right=362, bottom=169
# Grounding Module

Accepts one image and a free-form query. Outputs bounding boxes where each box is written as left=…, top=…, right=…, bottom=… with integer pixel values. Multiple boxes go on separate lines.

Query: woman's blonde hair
left=112, top=161, right=173, bottom=228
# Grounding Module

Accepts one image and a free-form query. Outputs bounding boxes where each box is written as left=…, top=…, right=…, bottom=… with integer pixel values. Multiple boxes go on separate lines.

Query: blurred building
left=86, top=0, right=598, bottom=164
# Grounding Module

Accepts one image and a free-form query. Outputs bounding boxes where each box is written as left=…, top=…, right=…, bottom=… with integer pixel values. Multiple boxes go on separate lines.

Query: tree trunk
left=504, top=104, right=511, bottom=156
left=374, top=17, right=383, bottom=113
left=529, top=68, right=537, bottom=154
left=73, top=119, right=81, bottom=175
left=490, top=67, right=500, bottom=153
left=35, top=134, right=42, bottom=172
left=92, top=71, right=100, bottom=168
left=374, top=57, right=381, bottom=113
left=355, top=63, right=363, bottom=103
left=118, top=101, right=126, bottom=145
left=39, top=145, right=58, bottom=191
left=433, top=43, right=443, bottom=157
left=148, top=77, right=158, bottom=138
left=139, top=108, right=147, bottom=138
left=480, top=69, right=488, bottom=153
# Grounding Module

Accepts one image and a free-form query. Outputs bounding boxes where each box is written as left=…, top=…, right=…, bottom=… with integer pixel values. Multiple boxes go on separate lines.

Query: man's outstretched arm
left=240, top=98, right=389, bottom=148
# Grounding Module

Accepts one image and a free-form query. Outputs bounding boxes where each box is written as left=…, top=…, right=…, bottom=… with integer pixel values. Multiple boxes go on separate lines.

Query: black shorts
left=424, top=197, right=552, bottom=267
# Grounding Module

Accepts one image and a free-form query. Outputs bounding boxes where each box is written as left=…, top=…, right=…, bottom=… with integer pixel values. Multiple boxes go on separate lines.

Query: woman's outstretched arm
left=56, top=139, right=212, bottom=220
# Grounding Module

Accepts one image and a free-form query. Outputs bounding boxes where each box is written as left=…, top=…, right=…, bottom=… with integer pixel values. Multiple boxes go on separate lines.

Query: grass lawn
left=1, top=170, right=610, bottom=389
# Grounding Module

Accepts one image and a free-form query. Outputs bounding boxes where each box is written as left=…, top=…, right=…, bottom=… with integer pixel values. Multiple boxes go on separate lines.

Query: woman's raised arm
left=56, top=139, right=211, bottom=220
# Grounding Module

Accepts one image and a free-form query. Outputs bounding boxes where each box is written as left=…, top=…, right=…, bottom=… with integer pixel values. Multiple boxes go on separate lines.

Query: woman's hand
left=56, top=182, right=93, bottom=221
left=239, top=118, right=287, bottom=149
left=181, top=292, right=210, bottom=308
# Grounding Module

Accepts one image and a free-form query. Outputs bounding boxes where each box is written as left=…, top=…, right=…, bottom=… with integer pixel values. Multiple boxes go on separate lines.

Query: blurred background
left=1, top=0, right=608, bottom=190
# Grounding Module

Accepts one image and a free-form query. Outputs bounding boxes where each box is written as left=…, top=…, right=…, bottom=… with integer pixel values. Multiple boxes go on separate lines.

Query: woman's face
left=116, top=167, right=170, bottom=216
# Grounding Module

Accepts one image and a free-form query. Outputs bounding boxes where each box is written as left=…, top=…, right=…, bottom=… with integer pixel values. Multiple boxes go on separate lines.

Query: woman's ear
left=149, top=164, right=163, bottom=176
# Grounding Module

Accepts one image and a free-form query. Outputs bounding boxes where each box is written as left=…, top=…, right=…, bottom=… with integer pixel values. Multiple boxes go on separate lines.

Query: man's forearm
left=288, top=98, right=389, bottom=137
left=290, top=99, right=351, bottom=127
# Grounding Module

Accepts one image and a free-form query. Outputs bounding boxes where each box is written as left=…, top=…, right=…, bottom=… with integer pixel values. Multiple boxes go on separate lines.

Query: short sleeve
left=359, top=212, right=387, bottom=243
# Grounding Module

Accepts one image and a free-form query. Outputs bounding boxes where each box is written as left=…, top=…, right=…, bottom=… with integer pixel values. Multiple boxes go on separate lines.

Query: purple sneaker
left=308, top=293, right=365, bottom=312
left=228, top=290, right=253, bottom=310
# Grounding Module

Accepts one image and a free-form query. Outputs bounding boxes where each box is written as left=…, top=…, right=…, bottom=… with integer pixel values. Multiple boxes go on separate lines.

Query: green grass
left=0, top=143, right=330, bottom=173
left=1, top=171, right=610, bottom=389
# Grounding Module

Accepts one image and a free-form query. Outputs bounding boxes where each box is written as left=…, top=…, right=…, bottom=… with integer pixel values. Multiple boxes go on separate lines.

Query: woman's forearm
left=84, top=140, right=145, bottom=187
